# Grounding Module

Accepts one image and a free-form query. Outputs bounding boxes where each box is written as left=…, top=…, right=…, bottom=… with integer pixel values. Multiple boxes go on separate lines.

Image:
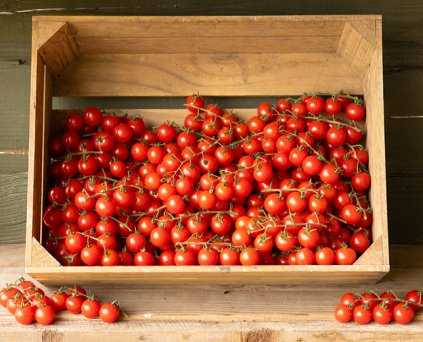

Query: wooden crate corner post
left=26, top=18, right=79, bottom=271
left=336, top=16, right=389, bottom=274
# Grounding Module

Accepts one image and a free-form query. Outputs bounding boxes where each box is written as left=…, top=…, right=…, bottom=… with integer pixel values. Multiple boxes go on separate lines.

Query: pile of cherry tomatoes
left=43, top=92, right=372, bottom=266
left=335, top=290, right=423, bottom=324
left=0, top=278, right=121, bottom=324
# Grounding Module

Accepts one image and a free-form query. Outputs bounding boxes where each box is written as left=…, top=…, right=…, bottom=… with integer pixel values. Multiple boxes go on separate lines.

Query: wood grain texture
left=1, top=244, right=423, bottom=341
left=336, top=21, right=376, bottom=78
left=0, top=154, right=28, bottom=173
left=0, top=173, right=27, bottom=244
left=66, top=15, right=349, bottom=37
left=0, top=62, right=30, bottom=151
left=75, top=36, right=339, bottom=54
left=363, top=19, right=389, bottom=264
left=54, top=53, right=362, bottom=97
left=38, top=22, right=80, bottom=77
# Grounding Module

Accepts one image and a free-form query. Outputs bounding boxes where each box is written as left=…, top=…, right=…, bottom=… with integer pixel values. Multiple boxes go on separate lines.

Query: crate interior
left=27, top=16, right=388, bottom=276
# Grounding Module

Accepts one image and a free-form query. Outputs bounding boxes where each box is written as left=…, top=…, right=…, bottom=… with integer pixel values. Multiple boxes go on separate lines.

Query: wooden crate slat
left=26, top=51, right=46, bottom=267
left=363, top=19, right=389, bottom=266
left=53, top=53, right=363, bottom=97
left=76, top=36, right=339, bottom=54
left=336, top=21, right=377, bottom=78
left=67, top=16, right=348, bottom=38
left=38, top=22, right=80, bottom=78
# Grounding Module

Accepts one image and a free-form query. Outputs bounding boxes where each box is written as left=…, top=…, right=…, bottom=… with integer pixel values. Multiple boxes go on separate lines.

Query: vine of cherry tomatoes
left=335, top=290, right=423, bottom=324
left=43, top=92, right=372, bottom=266
left=0, top=277, right=122, bottom=324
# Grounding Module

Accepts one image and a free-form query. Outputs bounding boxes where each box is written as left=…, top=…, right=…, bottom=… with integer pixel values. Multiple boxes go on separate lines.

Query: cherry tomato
left=353, top=304, right=372, bottom=324
left=99, top=301, right=120, bottom=323
left=336, top=246, right=356, bottom=265
left=239, top=247, right=261, bottom=265
left=174, top=249, right=196, bottom=266
left=84, top=107, right=102, bottom=127
left=315, top=247, right=335, bottom=265
left=15, top=304, right=36, bottom=325
left=345, top=103, right=366, bottom=121
left=35, top=305, right=55, bottom=325
left=66, top=295, right=84, bottom=314
left=306, top=96, right=325, bottom=115
left=325, top=98, right=342, bottom=115
left=0, top=287, right=19, bottom=307
left=405, top=290, right=423, bottom=311
left=393, top=303, right=414, bottom=324
left=373, top=304, right=393, bottom=324
left=334, top=304, right=353, bottom=323
left=185, top=94, right=205, bottom=113
left=296, top=247, right=315, bottom=265
left=219, top=248, right=240, bottom=265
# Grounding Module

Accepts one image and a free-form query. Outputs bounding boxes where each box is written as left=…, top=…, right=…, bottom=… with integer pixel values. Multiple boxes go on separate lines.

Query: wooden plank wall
left=0, top=0, right=422, bottom=244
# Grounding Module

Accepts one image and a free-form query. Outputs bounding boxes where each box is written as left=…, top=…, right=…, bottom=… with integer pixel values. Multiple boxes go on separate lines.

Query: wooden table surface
left=0, top=244, right=422, bottom=341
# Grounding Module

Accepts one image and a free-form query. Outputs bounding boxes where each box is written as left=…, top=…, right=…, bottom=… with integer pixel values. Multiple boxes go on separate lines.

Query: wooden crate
left=26, top=15, right=389, bottom=284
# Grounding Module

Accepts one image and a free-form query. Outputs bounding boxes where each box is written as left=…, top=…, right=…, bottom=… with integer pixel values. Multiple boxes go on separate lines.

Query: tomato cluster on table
left=43, top=92, right=372, bottom=266
left=335, top=290, right=423, bottom=325
left=0, top=278, right=121, bottom=325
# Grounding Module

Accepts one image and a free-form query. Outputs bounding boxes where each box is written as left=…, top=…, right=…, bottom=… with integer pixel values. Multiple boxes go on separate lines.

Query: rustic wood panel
left=76, top=36, right=339, bottom=54
left=0, top=154, right=28, bottom=173
left=1, top=244, right=423, bottom=341
left=0, top=173, right=27, bottom=244
left=54, top=53, right=362, bottom=97
left=0, top=62, right=30, bottom=151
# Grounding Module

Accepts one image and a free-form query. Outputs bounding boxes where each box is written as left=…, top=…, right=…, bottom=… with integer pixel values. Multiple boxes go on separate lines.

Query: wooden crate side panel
left=34, top=15, right=382, bottom=24
left=26, top=44, right=46, bottom=267
left=354, top=236, right=386, bottom=266
left=76, top=36, right=339, bottom=54
left=26, top=265, right=387, bottom=285
left=67, top=16, right=348, bottom=38
left=336, top=21, right=376, bottom=78
left=30, top=238, right=60, bottom=267
left=40, top=69, right=52, bottom=245
left=38, top=22, right=80, bottom=78
left=53, top=53, right=363, bottom=97
left=364, top=20, right=389, bottom=266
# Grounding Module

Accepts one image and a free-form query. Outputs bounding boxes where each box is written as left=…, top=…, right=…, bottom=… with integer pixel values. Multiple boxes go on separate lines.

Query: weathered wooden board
left=54, top=53, right=363, bottom=97
left=0, top=244, right=422, bottom=341
left=0, top=62, right=30, bottom=151
left=0, top=173, right=27, bottom=244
